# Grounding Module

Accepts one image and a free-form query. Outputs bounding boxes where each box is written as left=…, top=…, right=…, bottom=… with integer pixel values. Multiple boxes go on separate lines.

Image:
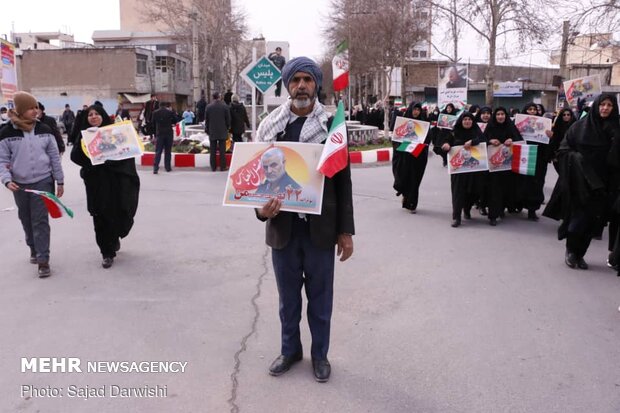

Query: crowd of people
left=388, top=96, right=620, bottom=273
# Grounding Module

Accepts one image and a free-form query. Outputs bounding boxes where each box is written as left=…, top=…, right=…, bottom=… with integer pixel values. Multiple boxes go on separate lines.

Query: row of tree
left=137, top=0, right=619, bottom=117
left=323, top=0, right=620, bottom=118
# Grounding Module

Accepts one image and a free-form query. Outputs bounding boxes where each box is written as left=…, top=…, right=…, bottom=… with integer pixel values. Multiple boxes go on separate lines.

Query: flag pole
left=347, top=79, right=352, bottom=121
left=251, top=47, right=257, bottom=140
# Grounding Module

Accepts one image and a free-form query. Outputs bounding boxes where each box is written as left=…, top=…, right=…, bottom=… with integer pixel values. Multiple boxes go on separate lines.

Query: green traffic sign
left=242, top=56, right=282, bottom=93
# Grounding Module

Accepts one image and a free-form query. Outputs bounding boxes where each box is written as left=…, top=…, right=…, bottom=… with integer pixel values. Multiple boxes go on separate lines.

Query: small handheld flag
left=174, top=120, right=186, bottom=139
left=511, top=144, right=538, bottom=176
left=317, top=101, right=348, bottom=178
left=24, top=189, right=74, bottom=219
left=397, top=141, right=427, bottom=158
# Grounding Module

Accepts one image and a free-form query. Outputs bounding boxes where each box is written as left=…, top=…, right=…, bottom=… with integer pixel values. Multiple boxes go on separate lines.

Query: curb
left=140, top=148, right=393, bottom=169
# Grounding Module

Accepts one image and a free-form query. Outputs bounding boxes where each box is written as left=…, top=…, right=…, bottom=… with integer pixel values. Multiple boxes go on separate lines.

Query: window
left=156, top=56, right=167, bottom=73
left=420, top=51, right=427, bottom=58
left=136, top=54, right=147, bottom=75
left=411, top=50, right=420, bottom=58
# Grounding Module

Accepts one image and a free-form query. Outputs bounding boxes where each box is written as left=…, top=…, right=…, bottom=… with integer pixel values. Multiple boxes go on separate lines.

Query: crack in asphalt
left=227, top=247, right=270, bottom=413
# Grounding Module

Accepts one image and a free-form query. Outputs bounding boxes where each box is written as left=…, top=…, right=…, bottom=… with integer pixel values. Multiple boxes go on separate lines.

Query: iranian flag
left=317, top=101, right=348, bottom=178
left=511, top=144, right=538, bottom=176
left=397, top=141, right=427, bottom=158
left=174, top=120, right=185, bottom=139
left=24, top=189, right=74, bottom=219
left=332, top=41, right=349, bottom=92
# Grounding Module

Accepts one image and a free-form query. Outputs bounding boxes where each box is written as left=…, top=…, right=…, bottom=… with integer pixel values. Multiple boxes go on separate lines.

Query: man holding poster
left=254, top=57, right=354, bottom=383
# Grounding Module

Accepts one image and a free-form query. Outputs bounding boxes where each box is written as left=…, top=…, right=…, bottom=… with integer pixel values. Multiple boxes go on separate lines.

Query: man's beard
left=291, top=92, right=316, bottom=110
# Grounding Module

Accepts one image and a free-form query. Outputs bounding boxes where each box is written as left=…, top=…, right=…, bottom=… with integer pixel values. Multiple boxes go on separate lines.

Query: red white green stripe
left=511, top=144, right=538, bottom=176
left=397, top=141, right=426, bottom=158
left=24, top=189, right=74, bottom=218
left=174, top=120, right=185, bottom=139
left=317, top=101, right=348, bottom=178
left=332, top=41, right=349, bottom=92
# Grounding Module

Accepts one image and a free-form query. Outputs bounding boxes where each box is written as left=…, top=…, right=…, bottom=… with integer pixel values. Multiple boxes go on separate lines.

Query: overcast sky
left=0, top=0, right=557, bottom=67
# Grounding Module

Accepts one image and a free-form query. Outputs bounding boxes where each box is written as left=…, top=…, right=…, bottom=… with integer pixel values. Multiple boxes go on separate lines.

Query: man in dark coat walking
left=151, top=102, right=179, bottom=174
left=205, top=92, right=231, bottom=171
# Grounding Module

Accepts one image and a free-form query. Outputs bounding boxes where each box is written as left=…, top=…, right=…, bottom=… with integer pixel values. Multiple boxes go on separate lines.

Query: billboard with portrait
left=438, top=64, right=468, bottom=109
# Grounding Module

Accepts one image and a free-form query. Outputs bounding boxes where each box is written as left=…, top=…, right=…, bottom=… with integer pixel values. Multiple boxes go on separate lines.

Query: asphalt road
left=1, top=152, right=619, bottom=413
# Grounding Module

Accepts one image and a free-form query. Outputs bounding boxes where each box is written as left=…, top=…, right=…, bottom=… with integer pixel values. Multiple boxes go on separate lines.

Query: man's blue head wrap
left=281, top=57, right=323, bottom=90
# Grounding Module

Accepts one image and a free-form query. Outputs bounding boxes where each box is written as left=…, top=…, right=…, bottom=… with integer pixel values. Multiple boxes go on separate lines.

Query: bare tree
left=431, top=0, right=461, bottom=63
left=324, top=0, right=428, bottom=136
left=431, top=0, right=556, bottom=105
left=139, top=0, right=248, bottom=95
left=567, top=0, right=620, bottom=32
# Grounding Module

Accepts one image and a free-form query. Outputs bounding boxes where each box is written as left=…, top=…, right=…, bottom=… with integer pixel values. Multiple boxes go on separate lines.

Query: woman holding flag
left=70, top=105, right=140, bottom=269
left=392, top=102, right=430, bottom=213
left=518, top=102, right=549, bottom=221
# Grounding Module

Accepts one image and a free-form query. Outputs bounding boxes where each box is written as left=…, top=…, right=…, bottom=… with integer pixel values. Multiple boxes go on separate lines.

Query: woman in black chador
left=544, top=94, right=620, bottom=270
left=441, top=112, right=484, bottom=227
left=518, top=102, right=550, bottom=220
left=483, top=107, right=523, bottom=226
left=545, top=108, right=576, bottom=173
left=473, top=106, right=493, bottom=215
left=434, top=103, right=456, bottom=167
left=392, top=102, right=430, bottom=213
left=70, top=105, right=140, bottom=269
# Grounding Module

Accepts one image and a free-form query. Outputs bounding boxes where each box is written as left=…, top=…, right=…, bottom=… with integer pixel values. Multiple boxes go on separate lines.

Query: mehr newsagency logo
left=20, top=357, right=188, bottom=400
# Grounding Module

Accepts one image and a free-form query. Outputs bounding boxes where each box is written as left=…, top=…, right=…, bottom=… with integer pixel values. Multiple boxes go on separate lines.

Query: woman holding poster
left=545, top=94, right=620, bottom=270
left=473, top=106, right=493, bottom=216
left=519, top=102, right=549, bottom=221
left=483, top=107, right=523, bottom=226
left=434, top=103, right=457, bottom=168
left=392, top=102, right=429, bottom=213
left=70, top=105, right=140, bottom=269
left=441, top=112, right=484, bottom=227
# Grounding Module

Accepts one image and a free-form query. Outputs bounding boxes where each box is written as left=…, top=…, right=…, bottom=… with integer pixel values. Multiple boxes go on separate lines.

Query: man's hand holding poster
left=222, top=142, right=325, bottom=214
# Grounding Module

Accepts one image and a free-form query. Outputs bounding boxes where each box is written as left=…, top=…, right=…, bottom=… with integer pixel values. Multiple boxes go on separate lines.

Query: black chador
left=441, top=112, right=484, bottom=226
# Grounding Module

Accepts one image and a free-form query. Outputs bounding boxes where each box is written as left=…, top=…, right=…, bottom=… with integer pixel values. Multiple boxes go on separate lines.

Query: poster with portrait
left=563, top=74, right=602, bottom=106
left=514, top=114, right=552, bottom=144
left=437, top=114, right=458, bottom=130
left=438, top=64, right=468, bottom=109
left=80, top=121, right=144, bottom=165
left=487, top=144, right=513, bottom=172
left=448, top=143, right=488, bottom=175
left=391, top=116, right=431, bottom=143
left=222, top=142, right=325, bottom=214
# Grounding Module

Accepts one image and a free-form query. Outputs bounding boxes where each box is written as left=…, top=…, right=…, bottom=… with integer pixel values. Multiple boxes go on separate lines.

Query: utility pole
left=559, top=20, right=570, bottom=80
left=190, top=10, right=200, bottom=106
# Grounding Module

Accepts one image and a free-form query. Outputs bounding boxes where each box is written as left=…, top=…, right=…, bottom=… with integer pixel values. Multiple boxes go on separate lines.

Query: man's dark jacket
left=257, top=117, right=354, bottom=250
left=230, top=102, right=250, bottom=135
left=151, top=107, right=179, bottom=139
left=205, top=100, right=231, bottom=140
